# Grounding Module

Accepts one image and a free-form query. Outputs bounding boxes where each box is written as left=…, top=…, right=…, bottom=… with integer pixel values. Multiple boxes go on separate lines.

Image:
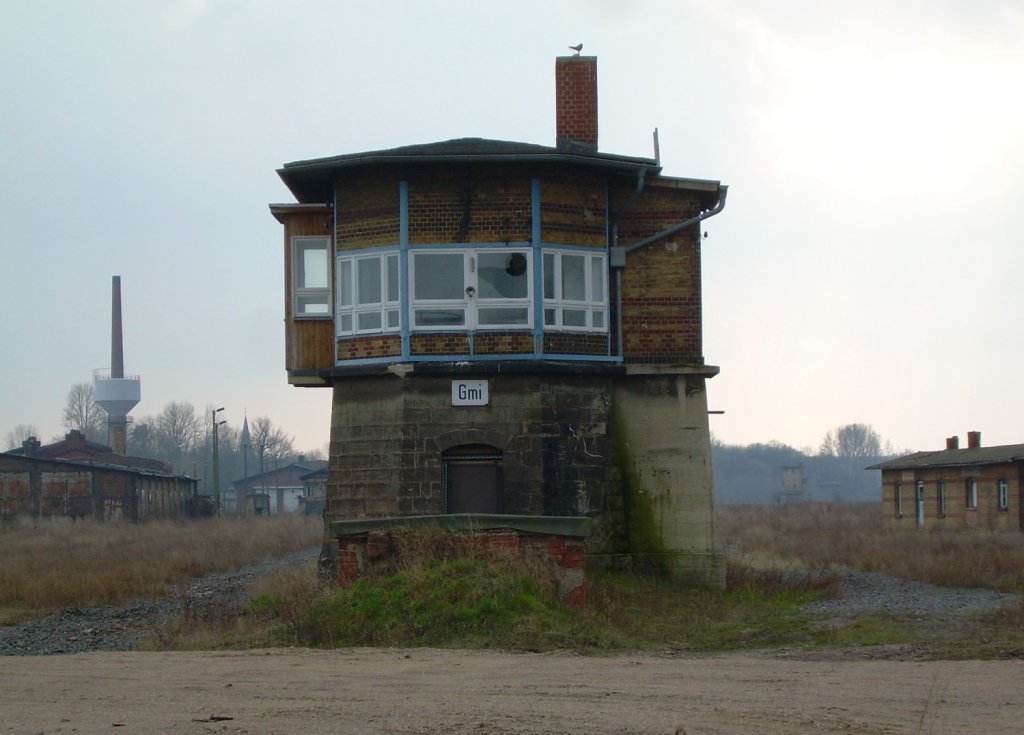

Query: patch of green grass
left=814, top=615, right=920, bottom=648
left=288, top=556, right=610, bottom=650
left=585, top=567, right=837, bottom=652
left=230, top=551, right=842, bottom=654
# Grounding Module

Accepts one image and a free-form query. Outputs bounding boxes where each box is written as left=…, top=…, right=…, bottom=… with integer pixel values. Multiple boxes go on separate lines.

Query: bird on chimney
left=569, top=43, right=583, bottom=55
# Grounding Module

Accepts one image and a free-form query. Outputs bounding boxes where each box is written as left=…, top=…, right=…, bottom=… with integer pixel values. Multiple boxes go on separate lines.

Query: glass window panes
left=338, top=260, right=353, bottom=306
left=562, top=255, right=586, bottom=301
left=591, top=257, right=604, bottom=300
left=293, top=237, right=331, bottom=318
left=415, top=308, right=465, bottom=327
left=563, top=309, right=586, bottom=327
left=478, top=307, right=529, bottom=326
left=297, top=295, right=329, bottom=315
left=541, top=250, right=608, bottom=332
left=414, top=253, right=464, bottom=300
left=358, top=258, right=382, bottom=304
left=358, top=312, right=382, bottom=331
left=300, top=244, right=329, bottom=289
left=386, top=255, right=399, bottom=302
left=543, top=253, right=555, bottom=299
left=478, top=252, right=528, bottom=299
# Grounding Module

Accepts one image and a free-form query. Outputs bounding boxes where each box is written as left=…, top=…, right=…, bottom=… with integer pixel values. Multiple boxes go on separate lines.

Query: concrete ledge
left=331, top=513, right=592, bottom=539
left=623, top=363, right=720, bottom=377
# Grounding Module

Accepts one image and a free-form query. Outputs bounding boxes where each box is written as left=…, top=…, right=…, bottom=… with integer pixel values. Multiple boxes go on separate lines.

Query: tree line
left=713, top=423, right=903, bottom=504
left=3, top=383, right=324, bottom=490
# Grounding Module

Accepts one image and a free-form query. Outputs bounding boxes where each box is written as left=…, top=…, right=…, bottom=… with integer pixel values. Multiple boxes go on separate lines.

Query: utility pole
left=212, top=407, right=226, bottom=513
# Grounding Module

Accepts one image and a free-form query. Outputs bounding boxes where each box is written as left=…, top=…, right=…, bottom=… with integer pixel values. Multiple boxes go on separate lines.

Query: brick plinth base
left=335, top=526, right=588, bottom=605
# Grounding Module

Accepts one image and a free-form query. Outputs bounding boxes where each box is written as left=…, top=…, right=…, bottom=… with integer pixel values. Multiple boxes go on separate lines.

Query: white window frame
left=542, top=249, right=608, bottom=333
left=966, top=478, right=978, bottom=509
left=410, top=248, right=533, bottom=331
left=895, top=482, right=903, bottom=517
left=336, top=252, right=400, bottom=337
left=292, top=236, right=332, bottom=318
left=998, top=478, right=1009, bottom=510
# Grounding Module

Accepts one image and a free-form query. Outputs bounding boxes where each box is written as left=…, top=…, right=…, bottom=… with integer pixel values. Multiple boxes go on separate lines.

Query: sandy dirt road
left=1, top=648, right=1021, bottom=735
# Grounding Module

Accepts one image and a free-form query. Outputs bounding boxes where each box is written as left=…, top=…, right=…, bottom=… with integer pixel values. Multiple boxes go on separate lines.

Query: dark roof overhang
left=867, top=444, right=1024, bottom=471
left=277, top=137, right=670, bottom=203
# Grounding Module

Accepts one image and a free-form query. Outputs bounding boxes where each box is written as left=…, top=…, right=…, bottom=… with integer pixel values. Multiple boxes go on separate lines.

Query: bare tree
left=62, top=383, right=106, bottom=440
left=156, top=401, right=202, bottom=470
left=4, top=423, right=39, bottom=451
left=819, top=423, right=883, bottom=457
left=249, top=416, right=294, bottom=473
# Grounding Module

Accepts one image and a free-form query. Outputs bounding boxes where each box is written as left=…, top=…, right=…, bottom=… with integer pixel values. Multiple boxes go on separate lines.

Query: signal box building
left=271, top=56, right=728, bottom=586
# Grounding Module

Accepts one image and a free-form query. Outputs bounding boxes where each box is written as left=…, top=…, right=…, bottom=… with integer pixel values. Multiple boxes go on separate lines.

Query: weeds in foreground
left=164, top=530, right=846, bottom=653
left=0, top=514, right=322, bottom=624
left=719, top=503, right=1024, bottom=592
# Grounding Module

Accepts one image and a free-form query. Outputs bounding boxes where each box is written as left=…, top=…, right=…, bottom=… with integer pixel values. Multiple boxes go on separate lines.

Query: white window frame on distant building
left=998, top=478, right=1009, bottom=511
left=895, top=482, right=903, bottom=517
left=937, top=480, right=946, bottom=517
left=966, top=478, right=978, bottom=509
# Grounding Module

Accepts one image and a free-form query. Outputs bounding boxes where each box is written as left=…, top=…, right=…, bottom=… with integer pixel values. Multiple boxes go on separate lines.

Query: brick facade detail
left=555, top=56, right=598, bottom=150
left=336, top=171, right=401, bottom=249
left=408, top=166, right=532, bottom=244
left=337, top=335, right=402, bottom=361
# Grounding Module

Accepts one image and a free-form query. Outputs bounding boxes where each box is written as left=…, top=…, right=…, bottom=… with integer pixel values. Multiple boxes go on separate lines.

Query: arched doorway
left=443, top=445, right=502, bottom=514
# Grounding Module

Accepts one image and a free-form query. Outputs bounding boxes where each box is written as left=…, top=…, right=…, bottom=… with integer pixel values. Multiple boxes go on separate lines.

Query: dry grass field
left=0, top=514, right=322, bottom=625
left=718, top=502, right=1024, bottom=592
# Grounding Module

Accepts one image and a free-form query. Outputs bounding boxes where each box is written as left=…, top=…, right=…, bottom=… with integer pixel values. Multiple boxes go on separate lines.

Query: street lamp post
left=212, top=407, right=226, bottom=513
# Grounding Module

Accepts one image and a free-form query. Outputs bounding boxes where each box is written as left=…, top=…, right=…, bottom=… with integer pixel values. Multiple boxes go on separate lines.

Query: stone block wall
left=327, top=372, right=618, bottom=548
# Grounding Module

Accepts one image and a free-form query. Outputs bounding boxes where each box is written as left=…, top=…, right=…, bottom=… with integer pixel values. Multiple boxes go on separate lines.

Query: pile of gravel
left=803, top=568, right=1021, bottom=619
left=0, top=547, right=318, bottom=656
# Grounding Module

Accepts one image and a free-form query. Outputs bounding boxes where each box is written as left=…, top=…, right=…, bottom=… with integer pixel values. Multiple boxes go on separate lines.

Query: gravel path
left=2, top=553, right=1019, bottom=657
left=0, top=547, right=319, bottom=656
left=803, top=568, right=1021, bottom=619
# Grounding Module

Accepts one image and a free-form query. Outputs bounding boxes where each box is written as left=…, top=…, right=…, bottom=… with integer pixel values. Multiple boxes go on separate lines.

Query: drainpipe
left=610, top=169, right=647, bottom=359
left=624, top=184, right=728, bottom=255
left=610, top=183, right=729, bottom=360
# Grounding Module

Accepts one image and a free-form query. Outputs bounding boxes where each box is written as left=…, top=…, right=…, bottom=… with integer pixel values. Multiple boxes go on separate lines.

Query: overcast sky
left=2, top=0, right=1022, bottom=456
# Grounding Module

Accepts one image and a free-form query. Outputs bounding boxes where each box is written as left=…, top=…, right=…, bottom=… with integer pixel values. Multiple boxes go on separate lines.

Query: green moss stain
left=611, top=407, right=668, bottom=572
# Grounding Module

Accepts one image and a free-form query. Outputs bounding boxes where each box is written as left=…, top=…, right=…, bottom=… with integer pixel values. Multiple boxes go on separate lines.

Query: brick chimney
left=21, top=437, right=40, bottom=456
left=945, top=436, right=959, bottom=450
left=556, top=55, right=598, bottom=151
left=967, top=431, right=981, bottom=449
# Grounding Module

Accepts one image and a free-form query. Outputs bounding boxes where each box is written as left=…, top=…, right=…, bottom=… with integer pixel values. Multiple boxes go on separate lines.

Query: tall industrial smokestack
left=111, top=276, right=124, bottom=379
left=94, top=276, right=141, bottom=455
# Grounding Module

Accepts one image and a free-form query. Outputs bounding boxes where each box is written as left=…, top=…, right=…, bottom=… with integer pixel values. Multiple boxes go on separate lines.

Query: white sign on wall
left=452, top=379, right=489, bottom=406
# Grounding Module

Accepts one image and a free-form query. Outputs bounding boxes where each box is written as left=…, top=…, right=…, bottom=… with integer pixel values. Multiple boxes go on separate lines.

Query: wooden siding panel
left=281, top=210, right=334, bottom=374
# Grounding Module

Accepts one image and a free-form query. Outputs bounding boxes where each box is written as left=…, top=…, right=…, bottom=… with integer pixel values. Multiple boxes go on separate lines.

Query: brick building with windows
left=870, top=432, right=1024, bottom=531
left=271, top=56, right=729, bottom=587
left=1, top=431, right=197, bottom=521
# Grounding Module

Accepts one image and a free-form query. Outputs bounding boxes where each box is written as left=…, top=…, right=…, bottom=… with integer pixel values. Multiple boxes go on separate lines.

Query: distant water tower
left=93, top=276, right=141, bottom=455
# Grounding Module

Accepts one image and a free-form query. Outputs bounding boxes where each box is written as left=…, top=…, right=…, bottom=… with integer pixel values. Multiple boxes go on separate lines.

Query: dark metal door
left=445, top=455, right=501, bottom=513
